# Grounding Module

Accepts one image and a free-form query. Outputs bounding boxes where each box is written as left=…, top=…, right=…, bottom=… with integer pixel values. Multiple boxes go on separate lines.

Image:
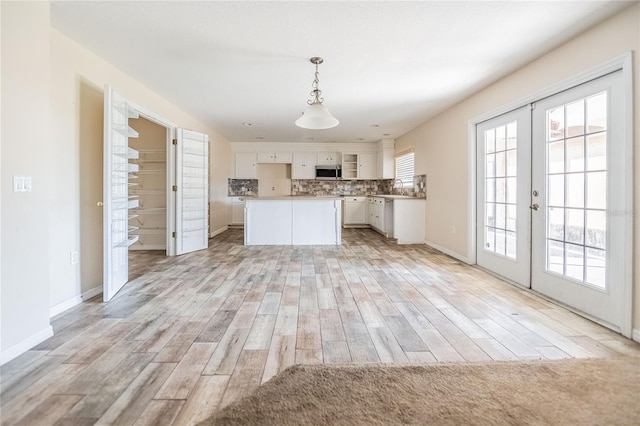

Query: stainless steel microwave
left=315, top=165, right=342, bottom=180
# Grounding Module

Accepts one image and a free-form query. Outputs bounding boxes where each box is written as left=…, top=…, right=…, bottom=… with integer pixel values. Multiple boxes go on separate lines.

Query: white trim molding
left=209, top=225, right=228, bottom=239
left=632, top=329, right=640, bottom=343
left=619, top=52, right=634, bottom=339
left=426, top=241, right=474, bottom=265
left=49, top=285, right=102, bottom=319
left=0, top=326, right=53, bottom=366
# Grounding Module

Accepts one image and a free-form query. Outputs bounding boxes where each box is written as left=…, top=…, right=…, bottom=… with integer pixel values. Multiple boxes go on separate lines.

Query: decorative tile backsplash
left=291, top=179, right=388, bottom=196
left=228, top=178, right=258, bottom=196
left=414, top=174, right=427, bottom=199
left=291, top=175, right=426, bottom=198
left=229, top=175, right=426, bottom=199
left=385, top=174, right=427, bottom=198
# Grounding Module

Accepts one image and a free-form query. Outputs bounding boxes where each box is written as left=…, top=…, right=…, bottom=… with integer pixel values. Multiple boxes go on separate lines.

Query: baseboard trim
left=130, top=245, right=165, bottom=251
left=425, top=241, right=474, bottom=264
left=49, top=285, right=102, bottom=318
left=397, top=239, right=427, bottom=245
left=633, top=329, right=640, bottom=343
left=0, top=325, right=53, bottom=366
left=209, top=225, right=228, bottom=238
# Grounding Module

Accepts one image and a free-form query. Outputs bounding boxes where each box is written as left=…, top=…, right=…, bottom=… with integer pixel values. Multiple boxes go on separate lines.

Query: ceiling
left=50, top=1, right=630, bottom=143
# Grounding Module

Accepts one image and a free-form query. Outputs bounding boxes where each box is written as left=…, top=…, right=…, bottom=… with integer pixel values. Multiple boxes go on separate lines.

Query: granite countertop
left=373, top=195, right=416, bottom=199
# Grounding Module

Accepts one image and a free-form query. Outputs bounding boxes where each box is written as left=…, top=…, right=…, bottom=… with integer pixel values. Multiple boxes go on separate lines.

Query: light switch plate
left=13, top=175, right=32, bottom=192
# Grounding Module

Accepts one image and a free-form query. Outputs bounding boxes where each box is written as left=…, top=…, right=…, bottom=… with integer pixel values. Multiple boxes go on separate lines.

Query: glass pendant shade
left=295, top=103, right=339, bottom=130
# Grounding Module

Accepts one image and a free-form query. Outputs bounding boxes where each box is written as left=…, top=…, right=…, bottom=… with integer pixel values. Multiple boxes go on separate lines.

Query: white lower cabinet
left=231, top=197, right=245, bottom=225
left=343, top=196, right=368, bottom=226
left=368, top=197, right=393, bottom=237
left=393, top=199, right=426, bottom=244
left=368, top=197, right=381, bottom=230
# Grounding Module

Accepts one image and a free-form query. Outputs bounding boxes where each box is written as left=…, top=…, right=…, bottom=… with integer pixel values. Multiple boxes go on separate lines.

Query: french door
left=531, top=70, right=626, bottom=330
left=477, top=70, right=628, bottom=331
left=476, top=106, right=531, bottom=287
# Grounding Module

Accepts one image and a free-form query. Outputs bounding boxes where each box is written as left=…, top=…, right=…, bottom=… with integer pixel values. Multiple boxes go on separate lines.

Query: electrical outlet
left=450, top=225, right=456, bottom=234
left=70, top=251, right=79, bottom=265
left=13, top=175, right=32, bottom=192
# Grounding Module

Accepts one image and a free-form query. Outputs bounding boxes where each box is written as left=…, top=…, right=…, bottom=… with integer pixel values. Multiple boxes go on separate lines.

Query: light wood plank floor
left=2, top=228, right=639, bottom=425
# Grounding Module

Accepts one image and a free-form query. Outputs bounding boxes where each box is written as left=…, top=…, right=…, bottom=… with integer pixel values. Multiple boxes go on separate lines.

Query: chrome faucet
left=392, top=178, right=404, bottom=195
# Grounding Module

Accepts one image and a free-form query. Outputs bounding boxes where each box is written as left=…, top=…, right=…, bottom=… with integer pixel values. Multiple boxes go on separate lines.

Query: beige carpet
left=201, top=358, right=640, bottom=425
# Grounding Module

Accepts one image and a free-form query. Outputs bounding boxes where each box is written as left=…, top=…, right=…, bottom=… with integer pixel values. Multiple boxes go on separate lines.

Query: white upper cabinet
left=343, top=152, right=374, bottom=180
left=358, top=152, right=375, bottom=180
left=292, top=153, right=317, bottom=179
left=317, top=151, right=340, bottom=165
left=257, top=152, right=293, bottom=163
left=235, top=152, right=257, bottom=178
left=376, top=139, right=395, bottom=179
left=342, top=153, right=358, bottom=179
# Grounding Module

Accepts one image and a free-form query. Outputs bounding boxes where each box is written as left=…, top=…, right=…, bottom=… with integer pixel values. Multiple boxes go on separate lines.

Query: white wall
left=1, top=9, right=232, bottom=362
left=48, top=28, right=231, bottom=310
left=1, top=1, right=53, bottom=362
left=395, top=4, right=640, bottom=330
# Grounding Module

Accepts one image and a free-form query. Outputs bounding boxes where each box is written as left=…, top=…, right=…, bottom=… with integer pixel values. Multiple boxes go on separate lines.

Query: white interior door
left=531, top=71, right=627, bottom=330
left=175, top=129, right=209, bottom=255
left=476, top=106, right=531, bottom=287
left=103, top=85, right=139, bottom=301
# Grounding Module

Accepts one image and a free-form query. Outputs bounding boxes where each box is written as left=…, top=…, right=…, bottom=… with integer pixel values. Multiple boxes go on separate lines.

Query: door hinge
left=530, top=103, right=536, bottom=110
left=172, top=231, right=177, bottom=238
left=172, top=138, right=177, bottom=145
left=172, top=185, right=178, bottom=192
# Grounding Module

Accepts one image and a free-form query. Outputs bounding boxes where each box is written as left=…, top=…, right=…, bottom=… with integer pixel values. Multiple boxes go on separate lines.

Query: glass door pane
left=483, top=121, right=518, bottom=259
left=544, top=92, right=607, bottom=289
left=476, top=106, right=531, bottom=287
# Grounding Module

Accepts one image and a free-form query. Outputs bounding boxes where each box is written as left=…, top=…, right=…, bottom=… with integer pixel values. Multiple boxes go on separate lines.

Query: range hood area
left=257, top=163, right=292, bottom=196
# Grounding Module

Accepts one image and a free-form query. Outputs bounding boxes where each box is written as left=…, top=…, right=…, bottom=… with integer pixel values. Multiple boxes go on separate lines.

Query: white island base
left=244, top=197, right=342, bottom=245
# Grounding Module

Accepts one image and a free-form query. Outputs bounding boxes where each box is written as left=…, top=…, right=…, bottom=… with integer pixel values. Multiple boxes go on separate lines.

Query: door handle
left=97, top=201, right=104, bottom=207
left=529, top=203, right=539, bottom=211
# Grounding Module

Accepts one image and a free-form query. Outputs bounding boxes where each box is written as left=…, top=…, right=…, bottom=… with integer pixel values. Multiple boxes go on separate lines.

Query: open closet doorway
left=128, top=117, right=171, bottom=253
left=102, top=85, right=210, bottom=302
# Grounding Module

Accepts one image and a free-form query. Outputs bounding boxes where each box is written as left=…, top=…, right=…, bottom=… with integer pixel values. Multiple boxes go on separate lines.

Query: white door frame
left=126, top=100, right=178, bottom=256
left=466, top=52, right=633, bottom=337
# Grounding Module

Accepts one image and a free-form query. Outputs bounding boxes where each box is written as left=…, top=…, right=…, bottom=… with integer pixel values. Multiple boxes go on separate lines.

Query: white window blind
left=395, top=151, right=415, bottom=187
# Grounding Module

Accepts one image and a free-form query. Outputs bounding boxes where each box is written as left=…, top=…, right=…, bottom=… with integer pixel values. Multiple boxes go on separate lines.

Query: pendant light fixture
left=295, top=57, right=339, bottom=130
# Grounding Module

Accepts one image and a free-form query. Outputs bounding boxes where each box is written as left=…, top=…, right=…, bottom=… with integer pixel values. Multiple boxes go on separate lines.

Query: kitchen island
left=244, top=196, right=342, bottom=245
